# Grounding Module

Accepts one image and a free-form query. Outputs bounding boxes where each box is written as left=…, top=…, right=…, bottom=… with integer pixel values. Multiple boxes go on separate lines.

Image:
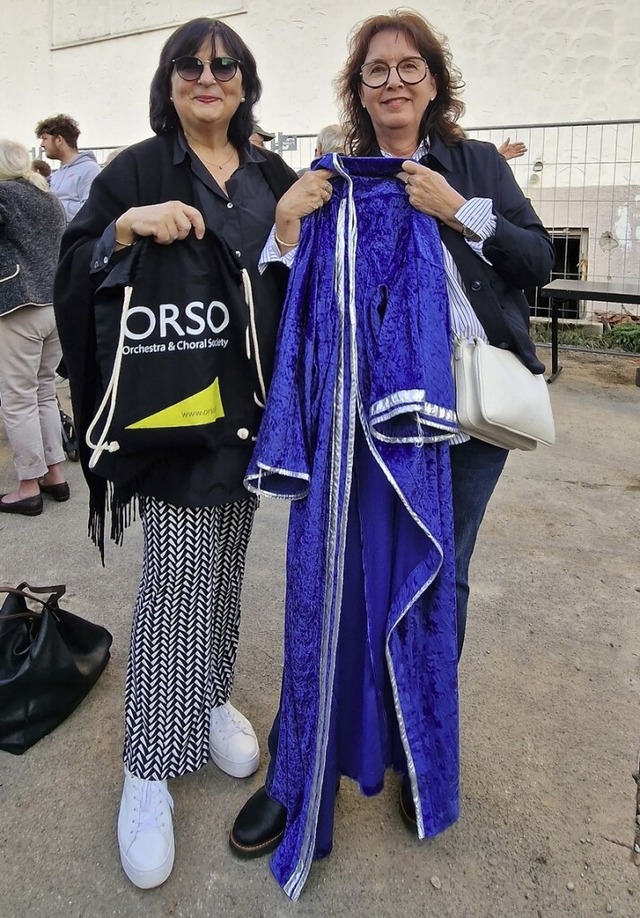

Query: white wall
left=1, top=0, right=639, bottom=151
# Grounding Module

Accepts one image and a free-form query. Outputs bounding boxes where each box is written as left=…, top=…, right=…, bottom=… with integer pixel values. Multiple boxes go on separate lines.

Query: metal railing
left=35, top=120, right=640, bottom=323
left=273, top=120, right=640, bottom=322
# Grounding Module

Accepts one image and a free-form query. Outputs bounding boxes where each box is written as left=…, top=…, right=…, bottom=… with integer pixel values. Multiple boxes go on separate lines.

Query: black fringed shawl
left=53, top=135, right=296, bottom=557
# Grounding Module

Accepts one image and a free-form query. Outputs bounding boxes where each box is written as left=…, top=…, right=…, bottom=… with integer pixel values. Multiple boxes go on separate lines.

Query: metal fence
left=38, top=119, right=640, bottom=322
left=273, top=119, right=640, bottom=322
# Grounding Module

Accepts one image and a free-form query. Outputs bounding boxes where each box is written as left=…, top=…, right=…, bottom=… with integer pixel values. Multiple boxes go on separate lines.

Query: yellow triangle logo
left=126, top=378, right=225, bottom=429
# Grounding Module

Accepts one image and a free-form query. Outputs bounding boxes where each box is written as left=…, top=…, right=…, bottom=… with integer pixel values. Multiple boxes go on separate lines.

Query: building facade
left=2, top=0, right=639, bottom=149
left=2, top=1, right=639, bottom=313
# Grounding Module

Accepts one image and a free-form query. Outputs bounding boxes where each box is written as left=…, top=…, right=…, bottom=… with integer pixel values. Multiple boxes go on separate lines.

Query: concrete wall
left=2, top=0, right=640, bottom=151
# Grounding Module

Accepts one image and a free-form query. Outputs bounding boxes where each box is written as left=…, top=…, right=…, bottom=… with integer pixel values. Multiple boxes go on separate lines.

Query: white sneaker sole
left=210, top=745, right=260, bottom=779
left=119, top=837, right=175, bottom=889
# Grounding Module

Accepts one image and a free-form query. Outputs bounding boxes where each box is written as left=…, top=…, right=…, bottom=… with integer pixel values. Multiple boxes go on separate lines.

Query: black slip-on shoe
left=399, top=777, right=418, bottom=835
left=229, top=785, right=286, bottom=858
left=39, top=481, right=70, bottom=502
left=0, top=494, right=43, bottom=516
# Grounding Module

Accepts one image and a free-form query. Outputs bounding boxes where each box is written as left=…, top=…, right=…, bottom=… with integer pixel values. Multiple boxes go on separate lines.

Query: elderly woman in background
left=297, top=123, right=348, bottom=176
left=54, top=16, right=331, bottom=891
left=0, top=140, right=68, bottom=516
left=230, top=9, right=553, bottom=896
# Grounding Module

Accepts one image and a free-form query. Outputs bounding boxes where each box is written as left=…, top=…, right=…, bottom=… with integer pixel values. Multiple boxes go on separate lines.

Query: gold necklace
left=194, top=144, right=237, bottom=171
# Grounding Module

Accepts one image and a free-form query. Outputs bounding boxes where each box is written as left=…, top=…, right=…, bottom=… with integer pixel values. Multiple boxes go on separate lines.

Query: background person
left=35, top=113, right=101, bottom=222
left=230, top=8, right=554, bottom=887
left=0, top=139, right=68, bottom=516
left=249, top=124, right=275, bottom=147
left=102, top=145, right=128, bottom=167
left=54, top=16, right=331, bottom=891
left=30, top=158, right=51, bottom=184
left=297, top=123, right=347, bottom=175
left=498, top=136, right=527, bottom=160
left=314, top=123, right=347, bottom=157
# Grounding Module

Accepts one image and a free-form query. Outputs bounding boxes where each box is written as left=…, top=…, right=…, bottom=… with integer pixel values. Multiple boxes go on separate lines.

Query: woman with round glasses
left=54, top=16, right=332, bottom=890
left=230, top=9, right=553, bottom=896
left=343, top=10, right=551, bottom=663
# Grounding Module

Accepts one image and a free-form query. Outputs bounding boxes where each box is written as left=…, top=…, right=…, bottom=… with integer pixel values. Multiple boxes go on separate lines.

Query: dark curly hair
left=149, top=18, right=261, bottom=148
left=336, top=10, right=466, bottom=155
left=34, top=114, right=81, bottom=148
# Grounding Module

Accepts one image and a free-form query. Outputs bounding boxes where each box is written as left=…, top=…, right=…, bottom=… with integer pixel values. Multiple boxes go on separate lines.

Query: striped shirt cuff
left=455, top=198, right=496, bottom=241
left=258, top=225, right=298, bottom=274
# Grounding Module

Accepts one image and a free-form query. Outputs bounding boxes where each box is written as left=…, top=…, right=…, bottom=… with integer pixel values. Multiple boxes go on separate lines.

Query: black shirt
left=173, top=130, right=276, bottom=287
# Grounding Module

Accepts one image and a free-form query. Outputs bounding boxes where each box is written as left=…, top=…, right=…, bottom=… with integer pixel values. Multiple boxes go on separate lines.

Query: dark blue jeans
left=450, top=437, right=508, bottom=657
left=265, top=437, right=508, bottom=788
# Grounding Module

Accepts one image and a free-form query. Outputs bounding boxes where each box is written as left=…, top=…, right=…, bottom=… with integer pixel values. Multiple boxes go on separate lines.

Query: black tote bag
left=88, top=230, right=266, bottom=472
left=0, top=583, right=113, bottom=755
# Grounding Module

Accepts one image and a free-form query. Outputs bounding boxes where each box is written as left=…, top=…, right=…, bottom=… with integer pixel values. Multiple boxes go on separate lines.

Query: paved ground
left=1, top=351, right=639, bottom=918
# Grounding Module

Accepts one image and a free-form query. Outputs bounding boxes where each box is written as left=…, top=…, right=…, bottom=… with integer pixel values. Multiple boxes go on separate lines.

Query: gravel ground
left=1, top=350, right=638, bottom=918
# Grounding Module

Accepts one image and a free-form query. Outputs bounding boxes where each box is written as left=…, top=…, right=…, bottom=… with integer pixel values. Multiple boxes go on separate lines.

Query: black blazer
left=423, top=135, right=554, bottom=373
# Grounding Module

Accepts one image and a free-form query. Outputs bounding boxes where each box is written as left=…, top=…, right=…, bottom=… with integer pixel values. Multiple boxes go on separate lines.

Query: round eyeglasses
left=172, top=56, right=241, bottom=82
left=360, top=57, right=429, bottom=89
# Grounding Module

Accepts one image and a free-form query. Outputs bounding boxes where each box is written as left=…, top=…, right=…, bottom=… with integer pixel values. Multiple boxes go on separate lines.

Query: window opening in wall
left=526, top=229, right=587, bottom=318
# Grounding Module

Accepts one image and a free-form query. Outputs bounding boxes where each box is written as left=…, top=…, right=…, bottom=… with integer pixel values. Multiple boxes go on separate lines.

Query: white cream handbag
left=453, top=336, right=555, bottom=450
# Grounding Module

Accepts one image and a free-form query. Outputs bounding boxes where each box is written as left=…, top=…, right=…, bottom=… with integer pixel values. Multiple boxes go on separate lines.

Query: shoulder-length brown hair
left=337, top=10, right=466, bottom=155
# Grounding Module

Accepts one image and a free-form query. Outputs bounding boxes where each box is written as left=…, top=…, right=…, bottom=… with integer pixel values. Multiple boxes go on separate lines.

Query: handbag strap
left=0, top=582, right=66, bottom=620
left=437, top=222, right=518, bottom=348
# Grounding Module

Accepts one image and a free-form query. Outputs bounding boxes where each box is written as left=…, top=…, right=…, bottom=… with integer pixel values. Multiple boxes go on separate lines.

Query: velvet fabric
left=245, top=156, right=460, bottom=899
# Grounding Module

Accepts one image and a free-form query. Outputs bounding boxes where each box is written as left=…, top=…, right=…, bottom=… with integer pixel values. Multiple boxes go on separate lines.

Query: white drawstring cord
left=242, top=268, right=267, bottom=408
left=0, top=264, right=20, bottom=284
left=85, top=284, right=133, bottom=468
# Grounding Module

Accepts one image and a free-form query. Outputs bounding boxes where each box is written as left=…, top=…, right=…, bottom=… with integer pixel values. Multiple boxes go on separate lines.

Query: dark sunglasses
left=172, top=56, right=241, bottom=82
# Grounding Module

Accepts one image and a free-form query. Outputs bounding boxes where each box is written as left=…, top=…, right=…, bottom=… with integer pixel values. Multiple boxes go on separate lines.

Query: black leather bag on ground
left=0, top=583, right=113, bottom=755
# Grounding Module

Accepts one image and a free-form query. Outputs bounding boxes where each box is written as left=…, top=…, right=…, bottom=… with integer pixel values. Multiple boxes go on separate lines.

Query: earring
left=240, top=96, right=246, bottom=102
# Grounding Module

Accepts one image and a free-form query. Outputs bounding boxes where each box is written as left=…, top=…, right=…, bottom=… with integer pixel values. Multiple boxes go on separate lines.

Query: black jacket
left=0, top=179, right=65, bottom=316
left=54, top=134, right=297, bottom=551
left=423, top=135, right=554, bottom=373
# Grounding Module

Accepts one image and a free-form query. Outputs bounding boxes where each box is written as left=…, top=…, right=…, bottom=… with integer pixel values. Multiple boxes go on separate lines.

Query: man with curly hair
left=35, top=114, right=100, bottom=222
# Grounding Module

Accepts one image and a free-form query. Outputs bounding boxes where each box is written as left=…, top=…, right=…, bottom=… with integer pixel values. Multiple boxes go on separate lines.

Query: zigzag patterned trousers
left=123, top=495, right=257, bottom=780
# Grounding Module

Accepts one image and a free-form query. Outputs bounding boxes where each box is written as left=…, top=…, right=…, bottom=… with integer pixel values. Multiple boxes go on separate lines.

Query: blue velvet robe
left=245, top=156, right=460, bottom=899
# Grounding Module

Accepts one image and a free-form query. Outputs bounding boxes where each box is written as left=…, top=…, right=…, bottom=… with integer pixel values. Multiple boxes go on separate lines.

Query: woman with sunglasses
left=229, top=10, right=553, bottom=898
left=54, top=17, right=332, bottom=890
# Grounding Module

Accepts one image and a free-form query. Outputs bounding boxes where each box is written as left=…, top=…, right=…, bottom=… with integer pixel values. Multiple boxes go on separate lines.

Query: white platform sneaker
left=209, top=702, right=260, bottom=778
left=117, top=769, right=175, bottom=889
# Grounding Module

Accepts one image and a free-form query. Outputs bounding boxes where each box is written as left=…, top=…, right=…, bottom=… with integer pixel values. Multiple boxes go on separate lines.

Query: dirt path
left=1, top=352, right=638, bottom=917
